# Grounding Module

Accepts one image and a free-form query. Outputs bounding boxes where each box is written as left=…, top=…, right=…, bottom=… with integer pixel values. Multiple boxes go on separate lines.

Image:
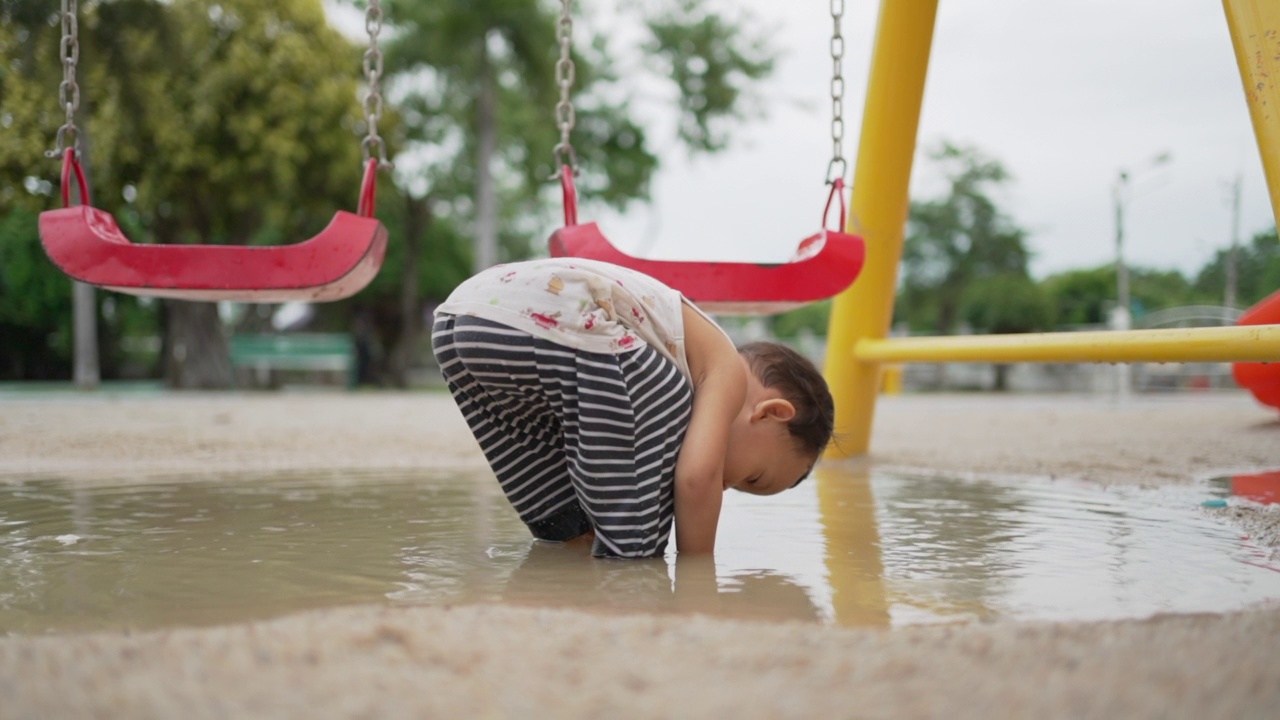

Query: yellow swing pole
left=823, top=1, right=939, bottom=459
left=1224, top=0, right=1280, bottom=228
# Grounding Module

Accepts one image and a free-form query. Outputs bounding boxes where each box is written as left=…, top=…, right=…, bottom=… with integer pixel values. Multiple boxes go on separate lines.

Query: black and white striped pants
left=431, top=314, right=693, bottom=558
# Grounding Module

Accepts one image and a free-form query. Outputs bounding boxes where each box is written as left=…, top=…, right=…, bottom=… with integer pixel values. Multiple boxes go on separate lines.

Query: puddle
left=2, top=468, right=1279, bottom=635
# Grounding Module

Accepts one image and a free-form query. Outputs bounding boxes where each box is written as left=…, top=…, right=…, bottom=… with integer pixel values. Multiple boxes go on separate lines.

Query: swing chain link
left=551, top=0, right=578, bottom=178
left=48, top=0, right=81, bottom=158
left=826, top=0, right=847, bottom=185
left=362, top=0, right=393, bottom=170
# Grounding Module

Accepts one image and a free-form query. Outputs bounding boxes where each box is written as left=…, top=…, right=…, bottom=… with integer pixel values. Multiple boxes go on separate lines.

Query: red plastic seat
left=547, top=171, right=865, bottom=315
left=39, top=151, right=387, bottom=303
left=1232, top=287, right=1280, bottom=411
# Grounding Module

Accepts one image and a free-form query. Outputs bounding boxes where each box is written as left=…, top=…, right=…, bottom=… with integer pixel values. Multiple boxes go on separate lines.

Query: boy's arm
left=673, top=303, right=745, bottom=554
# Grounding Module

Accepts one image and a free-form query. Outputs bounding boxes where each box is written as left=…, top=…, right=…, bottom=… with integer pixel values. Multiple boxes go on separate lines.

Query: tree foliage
left=2, top=0, right=381, bottom=385
left=899, top=142, right=1034, bottom=334
left=1042, top=264, right=1206, bottom=327
left=961, top=273, right=1053, bottom=334
left=1194, top=226, right=1280, bottom=309
left=0, top=208, right=72, bottom=378
left=644, top=0, right=775, bottom=152
left=375, top=0, right=775, bottom=254
left=338, top=0, right=777, bottom=384
left=1129, top=267, right=1199, bottom=318
left=86, top=0, right=366, bottom=246
left=1040, top=266, right=1113, bottom=327
left=1, top=0, right=780, bottom=383
left=770, top=299, right=832, bottom=339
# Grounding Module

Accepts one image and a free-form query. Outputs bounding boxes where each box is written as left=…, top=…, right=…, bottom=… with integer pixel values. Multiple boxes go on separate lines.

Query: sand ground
left=1, top=390, right=1279, bottom=718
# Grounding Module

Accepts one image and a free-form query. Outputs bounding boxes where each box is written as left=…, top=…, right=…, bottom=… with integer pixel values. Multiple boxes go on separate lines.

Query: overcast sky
left=329, top=0, right=1276, bottom=280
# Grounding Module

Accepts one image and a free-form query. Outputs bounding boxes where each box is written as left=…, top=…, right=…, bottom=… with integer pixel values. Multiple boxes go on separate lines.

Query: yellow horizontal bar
left=854, top=325, right=1280, bottom=364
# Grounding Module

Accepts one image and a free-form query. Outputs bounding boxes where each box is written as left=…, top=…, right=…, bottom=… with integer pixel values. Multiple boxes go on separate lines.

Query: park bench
left=229, top=333, right=356, bottom=389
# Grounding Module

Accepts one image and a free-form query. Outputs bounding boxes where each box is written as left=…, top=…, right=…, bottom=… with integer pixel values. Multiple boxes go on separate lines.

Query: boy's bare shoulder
left=681, top=302, right=743, bottom=387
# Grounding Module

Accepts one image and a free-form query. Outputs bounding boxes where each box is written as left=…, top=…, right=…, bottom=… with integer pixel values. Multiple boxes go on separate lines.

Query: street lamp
left=1112, top=151, right=1172, bottom=398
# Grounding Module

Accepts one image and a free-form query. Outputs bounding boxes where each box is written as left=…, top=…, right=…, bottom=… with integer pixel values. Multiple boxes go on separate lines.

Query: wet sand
left=2, top=390, right=1279, bottom=718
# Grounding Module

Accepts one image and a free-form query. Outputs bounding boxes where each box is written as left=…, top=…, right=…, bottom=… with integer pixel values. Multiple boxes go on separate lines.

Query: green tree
left=899, top=142, right=1034, bottom=334
left=961, top=273, right=1054, bottom=335
left=346, top=0, right=776, bottom=385
left=0, top=208, right=72, bottom=378
left=99, top=0, right=369, bottom=388
left=4, top=0, right=374, bottom=387
left=770, top=300, right=832, bottom=339
left=1129, top=267, right=1197, bottom=318
left=3, top=0, right=776, bottom=387
left=1, top=2, right=157, bottom=381
left=960, top=273, right=1053, bottom=390
left=1194, top=226, right=1280, bottom=309
left=1042, top=263, right=1200, bottom=329
left=645, top=0, right=775, bottom=153
left=0, top=8, right=67, bottom=379
left=376, top=0, right=775, bottom=265
left=1041, top=266, right=1113, bottom=327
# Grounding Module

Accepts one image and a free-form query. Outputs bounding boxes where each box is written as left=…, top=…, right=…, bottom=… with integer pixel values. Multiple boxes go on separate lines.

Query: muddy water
left=2, top=468, right=1278, bottom=634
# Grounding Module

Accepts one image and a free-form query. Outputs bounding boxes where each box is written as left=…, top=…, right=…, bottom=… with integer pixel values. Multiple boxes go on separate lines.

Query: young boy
left=431, top=257, right=834, bottom=558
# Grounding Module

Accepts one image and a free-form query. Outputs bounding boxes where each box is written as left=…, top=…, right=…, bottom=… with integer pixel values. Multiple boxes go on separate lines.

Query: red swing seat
left=1232, top=287, right=1280, bottom=411
left=39, top=152, right=388, bottom=303
left=548, top=172, right=865, bottom=315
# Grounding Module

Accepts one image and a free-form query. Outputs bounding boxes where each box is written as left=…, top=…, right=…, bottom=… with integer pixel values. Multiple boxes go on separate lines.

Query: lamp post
left=1225, top=173, right=1242, bottom=310
left=1112, top=151, right=1171, bottom=398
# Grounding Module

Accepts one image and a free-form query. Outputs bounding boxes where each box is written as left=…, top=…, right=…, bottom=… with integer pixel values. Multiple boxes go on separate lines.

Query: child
left=431, top=257, right=834, bottom=559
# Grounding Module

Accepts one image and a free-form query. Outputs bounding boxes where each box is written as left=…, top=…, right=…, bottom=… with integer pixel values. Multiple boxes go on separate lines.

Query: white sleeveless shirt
left=436, top=258, right=721, bottom=381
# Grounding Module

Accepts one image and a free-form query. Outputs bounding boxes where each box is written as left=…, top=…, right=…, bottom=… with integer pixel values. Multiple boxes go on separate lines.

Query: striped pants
left=431, top=314, right=693, bottom=558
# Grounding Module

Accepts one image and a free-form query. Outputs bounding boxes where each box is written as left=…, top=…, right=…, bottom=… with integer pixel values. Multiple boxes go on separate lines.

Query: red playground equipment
left=1232, top=288, right=1280, bottom=411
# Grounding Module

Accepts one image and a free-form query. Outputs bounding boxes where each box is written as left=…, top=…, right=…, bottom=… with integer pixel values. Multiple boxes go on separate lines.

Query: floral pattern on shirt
left=435, top=257, right=696, bottom=379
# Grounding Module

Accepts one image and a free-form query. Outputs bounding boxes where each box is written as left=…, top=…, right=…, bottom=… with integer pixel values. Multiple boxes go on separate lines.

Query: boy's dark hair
left=737, top=341, right=835, bottom=463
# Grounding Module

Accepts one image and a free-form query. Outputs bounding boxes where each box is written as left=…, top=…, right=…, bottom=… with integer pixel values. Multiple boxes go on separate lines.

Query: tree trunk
left=71, top=126, right=100, bottom=389
left=163, top=300, right=233, bottom=389
left=388, top=194, right=431, bottom=388
left=473, top=32, right=499, bottom=273
left=73, top=282, right=100, bottom=389
left=993, top=363, right=1010, bottom=392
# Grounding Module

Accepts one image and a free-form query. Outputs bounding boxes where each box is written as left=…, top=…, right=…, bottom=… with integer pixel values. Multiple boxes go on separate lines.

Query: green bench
left=229, top=333, right=357, bottom=388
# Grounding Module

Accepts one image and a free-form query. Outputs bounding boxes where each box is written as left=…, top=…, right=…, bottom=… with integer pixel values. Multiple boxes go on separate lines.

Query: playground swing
left=545, top=0, right=866, bottom=315
left=37, top=0, right=392, bottom=303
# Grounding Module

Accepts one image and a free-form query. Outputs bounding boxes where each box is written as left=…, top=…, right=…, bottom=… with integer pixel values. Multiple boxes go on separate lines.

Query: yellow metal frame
left=824, top=0, right=1280, bottom=459
left=1225, top=0, right=1280, bottom=225
left=822, top=1, right=939, bottom=459
left=856, top=325, right=1280, bottom=364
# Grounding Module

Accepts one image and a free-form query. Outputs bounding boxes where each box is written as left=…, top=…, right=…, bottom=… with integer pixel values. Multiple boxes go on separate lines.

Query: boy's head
left=721, top=341, right=835, bottom=496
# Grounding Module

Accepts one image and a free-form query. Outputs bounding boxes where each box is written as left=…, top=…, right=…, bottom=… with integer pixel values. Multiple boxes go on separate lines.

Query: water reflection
left=494, top=546, right=821, bottom=623
left=816, top=467, right=889, bottom=626
left=0, top=475, right=821, bottom=634
left=1212, top=471, right=1280, bottom=505
left=3, top=467, right=1280, bottom=635
left=872, top=469, right=1029, bottom=622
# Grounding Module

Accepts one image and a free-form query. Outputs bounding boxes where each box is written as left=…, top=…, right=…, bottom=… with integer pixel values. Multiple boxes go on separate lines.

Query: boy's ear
left=752, top=398, right=796, bottom=423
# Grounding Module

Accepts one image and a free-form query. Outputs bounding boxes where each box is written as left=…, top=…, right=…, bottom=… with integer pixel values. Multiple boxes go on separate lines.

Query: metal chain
left=362, top=0, right=393, bottom=169
left=551, top=0, right=578, bottom=177
left=48, top=0, right=81, bottom=158
left=825, top=0, right=847, bottom=184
